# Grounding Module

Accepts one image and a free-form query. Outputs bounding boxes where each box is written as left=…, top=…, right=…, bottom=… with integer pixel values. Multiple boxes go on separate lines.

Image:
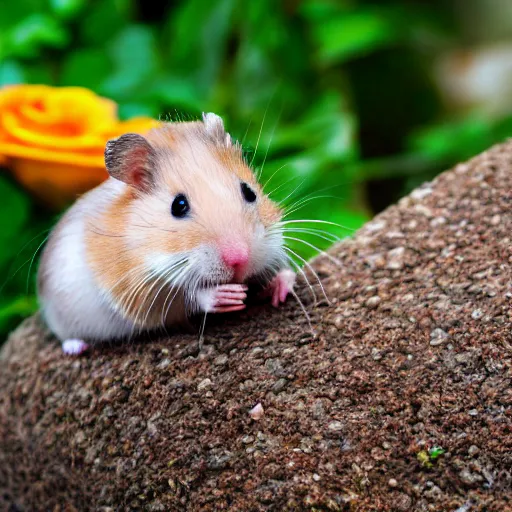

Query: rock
left=198, top=378, right=213, bottom=391
left=365, top=296, right=381, bottom=309
left=2, top=141, right=512, bottom=511
left=459, top=468, right=484, bottom=487
left=249, top=403, right=264, bottom=420
left=272, top=378, right=288, bottom=394
left=430, top=328, right=449, bottom=346
left=386, top=247, right=405, bottom=270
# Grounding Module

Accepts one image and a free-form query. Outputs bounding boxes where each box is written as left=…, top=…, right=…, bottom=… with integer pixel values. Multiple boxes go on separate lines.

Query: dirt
left=1, top=141, right=512, bottom=511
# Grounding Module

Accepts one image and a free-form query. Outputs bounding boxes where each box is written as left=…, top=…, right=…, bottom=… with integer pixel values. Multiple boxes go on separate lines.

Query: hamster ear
left=202, top=112, right=232, bottom=147
left=104, top=133, right=156, bottom=192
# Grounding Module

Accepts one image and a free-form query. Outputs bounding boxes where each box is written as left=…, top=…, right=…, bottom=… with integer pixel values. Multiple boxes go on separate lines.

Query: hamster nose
left=220, top=243, right=249, bottom=279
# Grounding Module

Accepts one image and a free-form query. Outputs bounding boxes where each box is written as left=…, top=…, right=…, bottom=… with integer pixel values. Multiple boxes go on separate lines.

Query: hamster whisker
left=0, top=228, right=50, bottom=297
left=257, top=105, right=282, bottom=181
left=284, top=245, right=330, bottom=305
left=265, top=174, right=301, bottom=201
left=282, top=236, right=343, bottom=268
left=276, top=179, right=306, bottom=207
left=283, top=250, right=318, bottom=304
left=132, top=224, right=178, bottom=234
left=140, top=259, right=188, bottom=327
left=277, top=219, right=355, bottom=232
left=282, top=195, right=345, bottom=219
left=240, top=118, right=253, bottom=147
left=26, top=234, right=51, bottom=295
left=161, top=263, right=193, bottom=325
left=261, top=162, right=290, bottom=192
left=86, top=227, right=129, bottom=239
left=250, top=96, right=271, bottom=169
left=283, top=227, right=341, bottom=244
left=119, top=268, right=162, bottom=321
left=289, top=286, right=315, bottom=336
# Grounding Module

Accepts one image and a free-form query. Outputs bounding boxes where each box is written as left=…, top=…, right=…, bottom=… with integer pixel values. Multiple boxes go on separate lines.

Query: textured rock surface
left=1, top=142, right=512, bottom=511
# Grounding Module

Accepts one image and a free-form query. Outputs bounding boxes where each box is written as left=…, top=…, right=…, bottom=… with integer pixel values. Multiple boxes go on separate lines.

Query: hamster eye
left=241, top=182, right=257, bottom=203
left=171, top=194, right=190, bottom=218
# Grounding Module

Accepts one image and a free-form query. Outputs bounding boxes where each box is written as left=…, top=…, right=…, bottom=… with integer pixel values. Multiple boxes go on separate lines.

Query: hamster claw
left=268, top=269, right=296, bottom=308
left=197, top=284, right=247, bottom=314
left=62, top=339, right=90, bottom=355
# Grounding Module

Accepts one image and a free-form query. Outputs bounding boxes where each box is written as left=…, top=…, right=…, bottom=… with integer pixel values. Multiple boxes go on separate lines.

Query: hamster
left=37, top=113, right=296, bottom=354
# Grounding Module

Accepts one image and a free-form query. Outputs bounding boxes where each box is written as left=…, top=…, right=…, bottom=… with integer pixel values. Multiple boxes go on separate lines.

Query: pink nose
left=220, top=243, right=249, bottom=278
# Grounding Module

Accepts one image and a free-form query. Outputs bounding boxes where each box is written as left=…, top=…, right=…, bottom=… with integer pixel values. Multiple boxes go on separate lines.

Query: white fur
left=38, top=179, right=136, bottom=342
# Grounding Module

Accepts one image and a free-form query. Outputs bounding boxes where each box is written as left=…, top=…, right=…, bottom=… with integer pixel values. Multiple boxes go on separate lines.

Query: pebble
left=388, top=478, right=398, bottom=488
left=242, top=435, right=254, bottom=444
left=313, top=473, right=321, bottom=482
left=468, top=445, right=479, bottom=456
left=333, top=316, right=344, bottom=329
left=386, top=247, right=405, bottom=270
left=272, top=378, right=288, bottom=394
left=157, top=358, right=171, bottom=370
left=471, top=309, right=483, bottom=320
left=214, top=354, right=228, bottom=366
left=365, top=296, right=381, bottom=309
left=327, top=420, right=344, bottom=432
left=371, top=347, right=383, bottom=361
left=411, top=187, right=433, bottom=200
left=249, top=403, right=264, bottom=420
left=459, top=468, right=484, bottom=486
left=198, top=378, right=213, bottom=391
left=490, top=214, right=501, bottom=226
left=430, top=328, right=449, bottom=346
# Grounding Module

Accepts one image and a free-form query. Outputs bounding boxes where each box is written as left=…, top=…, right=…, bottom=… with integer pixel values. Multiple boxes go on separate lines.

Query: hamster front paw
left=62, top=339, right=90, bottom=355
left=197, top=284, right=248, bottom=313
left=267, top=268, right=296, bottom=307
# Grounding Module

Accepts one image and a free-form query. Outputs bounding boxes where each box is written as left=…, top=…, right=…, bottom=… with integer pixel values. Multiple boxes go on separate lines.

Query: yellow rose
left=0, top=84, right=160, bottom=208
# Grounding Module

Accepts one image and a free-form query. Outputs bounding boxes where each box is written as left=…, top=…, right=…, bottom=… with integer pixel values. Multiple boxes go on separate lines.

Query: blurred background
left=1, top=0, right=512, bottom=342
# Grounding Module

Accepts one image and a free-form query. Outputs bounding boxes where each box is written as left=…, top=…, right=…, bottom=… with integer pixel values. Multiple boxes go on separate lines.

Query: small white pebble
left=430, top=328, right=449, bottom=346
left=198, top=378, right=213, bottom=391
left=411, top=187, right=433, bottom=200
left=249, top=403, right=264, bottom=420
left=490, top=214, right=501, bottom=226
left=388, top=478, right=398, bottom=488
left=471, top=309, right=483, bottom=320
left=313, top=473, right=321, bottom=482
left=327, top=421, right=344, bottom=432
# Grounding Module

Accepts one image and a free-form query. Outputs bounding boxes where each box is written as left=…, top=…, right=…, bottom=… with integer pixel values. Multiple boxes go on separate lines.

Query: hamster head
left=102, top=113, right=287, bottom=307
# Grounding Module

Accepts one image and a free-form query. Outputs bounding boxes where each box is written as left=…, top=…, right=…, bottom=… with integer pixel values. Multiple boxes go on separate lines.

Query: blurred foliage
left=1, top=0, right=512, bottom=339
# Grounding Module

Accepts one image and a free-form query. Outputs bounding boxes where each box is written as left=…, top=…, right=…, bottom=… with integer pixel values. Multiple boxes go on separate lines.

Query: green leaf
left=165, top=0, right=236, bottom=98
left=79, top=0, right=131, bottom=46
left=60, top=49, right=111, bottom=90
left=428, top=446, right=445, bottom=460
left=0, top=176, right=30, bottom=269
left=50, top=0, right=86, bottom=20
left=309, top=8, right=400, bottom=65
left=99, top=24, right=160, bottom=100
left=408, top=116, right=495, bottom=162
left=0, top=60, right=26, bottom=85
left=4, top=13, right=69, bottom=59
left=144, top=75, right=204, bottom=114
left=0, top=295, right=38, bottom=334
